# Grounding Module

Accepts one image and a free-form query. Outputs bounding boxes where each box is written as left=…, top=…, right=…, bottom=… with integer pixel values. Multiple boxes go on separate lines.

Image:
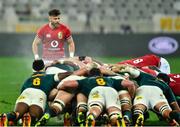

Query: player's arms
left=119, top=65, right=141, bottom=78
left=32, top=35, right=42, bottom=59
left=67, top=36, right=75, bottom=57
left=58, top=80, right=79, bottom=90
left=73, top=67, right=89, bottom=76
left=121, top=79, right=137, bottom=98
left=54, top=72, right=73, bottom=81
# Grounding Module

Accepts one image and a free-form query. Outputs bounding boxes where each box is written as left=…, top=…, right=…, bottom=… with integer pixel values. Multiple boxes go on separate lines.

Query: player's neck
left=49, top=23, right=60, bottom=29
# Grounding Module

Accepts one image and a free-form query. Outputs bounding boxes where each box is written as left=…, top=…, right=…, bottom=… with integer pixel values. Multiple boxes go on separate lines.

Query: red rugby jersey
left=117, top=54, right=160, bottom=67
left=37, top=23, right=71, bottom=60
left=169, top=74, right=180, bottom=96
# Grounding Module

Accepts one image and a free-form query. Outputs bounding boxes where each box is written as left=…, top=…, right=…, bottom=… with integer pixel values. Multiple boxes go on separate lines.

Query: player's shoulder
left=143, top=54, right=159, bottom=59
left=60, top=23, right=70, bottom=30
left=38, top=23, right=49, bottom=31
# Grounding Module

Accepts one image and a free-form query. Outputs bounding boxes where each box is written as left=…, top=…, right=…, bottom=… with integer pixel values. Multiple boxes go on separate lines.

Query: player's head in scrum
left=32, top=59, right=45, bottom=72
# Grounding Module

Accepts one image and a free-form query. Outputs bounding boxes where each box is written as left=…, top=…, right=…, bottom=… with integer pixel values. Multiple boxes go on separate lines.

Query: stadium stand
left=0, top=0, right=179, bottom=33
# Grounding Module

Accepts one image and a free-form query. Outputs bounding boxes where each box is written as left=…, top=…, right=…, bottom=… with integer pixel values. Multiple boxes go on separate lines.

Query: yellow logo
left=92, top=91, right=100, bottom=98
left=135, top=96, right=143, bottom=100
left=58, top=32, right=63, bottom=39
left=18, top=96, right=25, bottom=100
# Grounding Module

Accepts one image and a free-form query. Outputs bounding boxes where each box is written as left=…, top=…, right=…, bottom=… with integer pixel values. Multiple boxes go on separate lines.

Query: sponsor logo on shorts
left=135, top=96, right=142, bottom=100
left=92, top=91, right=100, bottom=98
left=148, top=37, right=179, bottom=54
left=18, top=96, right=25, bottom=100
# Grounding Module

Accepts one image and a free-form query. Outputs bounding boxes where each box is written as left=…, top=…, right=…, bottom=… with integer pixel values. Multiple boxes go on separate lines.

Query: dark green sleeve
left=164, top=86, right=177, bottom=104
left=112, top=79, right=125, bottom=91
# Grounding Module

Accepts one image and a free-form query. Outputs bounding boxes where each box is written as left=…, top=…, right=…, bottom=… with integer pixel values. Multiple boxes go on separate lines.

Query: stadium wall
left=0, top=33, right=179, bottom=57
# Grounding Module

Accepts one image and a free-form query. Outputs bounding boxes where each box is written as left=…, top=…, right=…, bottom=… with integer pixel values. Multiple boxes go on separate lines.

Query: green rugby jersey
left=135, top=72, right=176, bottom=104
left=21, top=72, right=58, bottom=96
left=77, top=76, right=125, bottom=97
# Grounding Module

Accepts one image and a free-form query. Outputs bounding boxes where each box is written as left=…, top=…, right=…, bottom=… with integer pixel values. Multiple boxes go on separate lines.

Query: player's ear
left=48, top=16, right=51, bottom=21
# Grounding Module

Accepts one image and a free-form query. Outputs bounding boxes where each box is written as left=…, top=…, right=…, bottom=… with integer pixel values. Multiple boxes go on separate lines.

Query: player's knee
left=77, top=102, right=88, bottom=113
left=88, top=103, right=103, bottom=113
left=119, top=90, right=132, bottom=105
left=158, top=104, right=171, bottom=119
left=51, top=99, right=65, bottom=115
left=109, top=112, right=121, bottom=126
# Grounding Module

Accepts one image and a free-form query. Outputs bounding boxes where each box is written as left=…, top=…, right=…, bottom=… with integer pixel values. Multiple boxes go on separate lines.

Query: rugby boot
left=0, top=113, right=8, bottom=127
left=169, top=119, right=179, bottom=126
left=77, top=112, right=86, bottom=127
left=22, top=113, right=31, bottom=127
left=35, top=113, right=50, bottom=127
left=86, top=114, right=95, bottom=127
left=101, top=113, right=109, bottom=126
left=64, top=112, right=71, bottom=126
left=134, top=114, right=144, bottom=127
left=123, top=115, right=131, bottom=126
left=117, top=114, right=126, bottom=127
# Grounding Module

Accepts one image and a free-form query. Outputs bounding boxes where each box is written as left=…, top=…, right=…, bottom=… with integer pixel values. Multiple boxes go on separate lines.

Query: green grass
left=0, top=56, right=180, bottom=126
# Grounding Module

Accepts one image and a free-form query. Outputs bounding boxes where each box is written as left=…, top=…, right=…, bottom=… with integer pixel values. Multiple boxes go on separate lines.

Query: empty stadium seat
left=0, top=0, right=179, bottom=33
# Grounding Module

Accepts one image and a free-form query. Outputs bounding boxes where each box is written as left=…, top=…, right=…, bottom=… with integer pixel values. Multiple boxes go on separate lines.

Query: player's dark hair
left=33, top=59, right=45, bottom=71
left=157, top=73, right=170, bottom=85
left=89, top=68, right=101, bottom=77
left=48, top=9, right=61, bottom=16
left=79, top=56, right=86, bottom=61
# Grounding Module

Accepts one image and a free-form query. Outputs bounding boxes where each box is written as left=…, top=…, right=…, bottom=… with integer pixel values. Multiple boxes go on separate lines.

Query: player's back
left=21, top=72, right=57, bottom=96
left=77, top=76, right=123, bottom=97
left=117, top=54, right=160, bottom=67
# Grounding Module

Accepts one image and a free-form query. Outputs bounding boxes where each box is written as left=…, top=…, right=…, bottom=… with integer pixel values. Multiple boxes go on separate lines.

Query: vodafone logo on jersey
left=51, top=40, right=59, bottom=48
left=148, top=37, right=179, bottom=54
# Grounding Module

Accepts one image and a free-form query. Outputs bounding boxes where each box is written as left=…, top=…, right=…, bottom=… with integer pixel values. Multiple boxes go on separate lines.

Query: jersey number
left=33, top=78, right=41, bottom=86
left=96, top=78, right=106, bottom=86
left=133, top=59, right=143, bottom=64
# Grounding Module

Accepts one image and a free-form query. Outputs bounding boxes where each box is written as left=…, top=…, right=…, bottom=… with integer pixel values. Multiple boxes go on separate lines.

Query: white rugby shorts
left=15, top=88, right=47, bottom=111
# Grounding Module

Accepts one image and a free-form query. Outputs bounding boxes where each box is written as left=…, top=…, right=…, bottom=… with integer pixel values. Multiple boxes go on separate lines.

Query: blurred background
left=0, top=0, right=179, bottom=57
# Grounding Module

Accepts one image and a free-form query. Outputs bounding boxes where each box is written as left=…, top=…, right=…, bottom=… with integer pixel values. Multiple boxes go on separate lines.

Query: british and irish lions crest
left=58, top=32, right=63, bottom=39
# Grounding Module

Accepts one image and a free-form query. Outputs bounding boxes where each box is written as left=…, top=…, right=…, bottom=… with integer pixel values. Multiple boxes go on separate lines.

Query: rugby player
left=32, top=9, right=75, bottom=65
left=0, top=60, right=72, bottom=126
left=117, top=54, right=171, bottom=74
left=118, top=65, right=180, bottom=126
left=55, top=68, right=136, bottom=126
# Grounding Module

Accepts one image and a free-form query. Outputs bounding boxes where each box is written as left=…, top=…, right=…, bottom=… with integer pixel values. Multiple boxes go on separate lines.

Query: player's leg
left=51, top=90, right=74, bottom=115
left=48, top=88, right=58, bottom=101
left=7, top=88, right=32, bottom=125
left=29, top=105, right=44, bottom=125
left=86, top=87, right=105, bottom=127
left=36, top=90, right=72, bottom=127
left=132, top=86, right=150, bottom=127
left=104, top=87, right=125, bottom=127
left=153, top=101, right=179, bottom=125
left=27, top=88, right=46, bottom=126
left=76, top=93, right=88, bottom=126
left=119, top=90, right=132, bottom=125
